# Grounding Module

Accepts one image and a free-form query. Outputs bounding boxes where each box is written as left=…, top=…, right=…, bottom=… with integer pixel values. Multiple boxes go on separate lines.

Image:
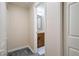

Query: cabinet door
left=0, top=2, right=7, bottom=56
left=37, top=33, right=44, bottom=48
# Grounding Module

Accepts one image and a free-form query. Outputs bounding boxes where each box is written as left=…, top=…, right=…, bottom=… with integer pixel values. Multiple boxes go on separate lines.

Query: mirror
left=36, top=3, right=45, bottom=32
left=37, top=15, right=43, bottom=30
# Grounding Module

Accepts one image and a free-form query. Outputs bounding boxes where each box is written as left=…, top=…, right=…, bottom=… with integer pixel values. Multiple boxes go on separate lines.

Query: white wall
left=7, top=5, right=31, bottom=51
left=45, top=2, right=62, bottom=56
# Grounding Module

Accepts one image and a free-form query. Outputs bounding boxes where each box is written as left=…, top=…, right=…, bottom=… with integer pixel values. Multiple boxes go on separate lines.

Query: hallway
left=0, top=2, right=62, bottom=56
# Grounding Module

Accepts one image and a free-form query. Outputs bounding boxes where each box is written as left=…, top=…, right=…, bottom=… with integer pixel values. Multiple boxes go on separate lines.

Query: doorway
left=35, top=3, right=46, bottom=56
left=6, top=2, right=46, bottom=56
left=7, top=2, right=38, bottom=56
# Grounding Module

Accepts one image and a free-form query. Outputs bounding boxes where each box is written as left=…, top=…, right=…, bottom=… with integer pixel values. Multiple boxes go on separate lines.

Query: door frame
left=64, top=2, right=69, bottom=56
left=0, top=2, right=7, bottom=55
left=33, top=2, right=47, bottom=54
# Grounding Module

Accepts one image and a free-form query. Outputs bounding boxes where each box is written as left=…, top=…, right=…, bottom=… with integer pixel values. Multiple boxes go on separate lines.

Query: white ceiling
left=7, top=2, right=34, bottom=8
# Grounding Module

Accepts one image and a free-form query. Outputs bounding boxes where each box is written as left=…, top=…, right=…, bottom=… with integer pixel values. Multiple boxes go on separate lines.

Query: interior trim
left=8, top=45, right=34, bottom=53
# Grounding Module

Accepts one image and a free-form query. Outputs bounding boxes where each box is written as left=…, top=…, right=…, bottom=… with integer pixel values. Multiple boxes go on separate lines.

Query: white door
left=0, top=2, right=7, bottom=56
left=64, top=2, right=79, bottom=56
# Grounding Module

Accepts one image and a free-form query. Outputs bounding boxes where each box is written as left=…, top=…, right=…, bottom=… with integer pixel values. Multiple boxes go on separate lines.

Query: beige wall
left=28, top=7, right=34, bottom=52
left=45, top=2, right=62, bottom=56
left=7, top=5, right=31, bottom=51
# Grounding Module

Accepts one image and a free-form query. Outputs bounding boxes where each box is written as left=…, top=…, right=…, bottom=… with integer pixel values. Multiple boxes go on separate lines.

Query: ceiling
left=7, top=2, right=34, bottom=8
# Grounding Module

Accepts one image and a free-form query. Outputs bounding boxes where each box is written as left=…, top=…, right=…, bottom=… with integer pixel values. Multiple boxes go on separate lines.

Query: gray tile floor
left=8, top=48, right=44, bottom=56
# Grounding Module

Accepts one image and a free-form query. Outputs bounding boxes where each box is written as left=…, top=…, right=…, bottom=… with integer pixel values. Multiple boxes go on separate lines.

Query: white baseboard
left=8, top=45, right=34, bottom=53
left=27, top=46, right=35, bottom=53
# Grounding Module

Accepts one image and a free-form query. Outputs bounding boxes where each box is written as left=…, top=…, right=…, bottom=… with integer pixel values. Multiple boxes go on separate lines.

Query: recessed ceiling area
left=7, top=2, right=35, bottom=8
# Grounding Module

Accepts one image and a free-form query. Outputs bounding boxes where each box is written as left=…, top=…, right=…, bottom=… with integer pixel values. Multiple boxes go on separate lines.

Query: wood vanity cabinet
left=37, top=32, right=45, bottom=48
